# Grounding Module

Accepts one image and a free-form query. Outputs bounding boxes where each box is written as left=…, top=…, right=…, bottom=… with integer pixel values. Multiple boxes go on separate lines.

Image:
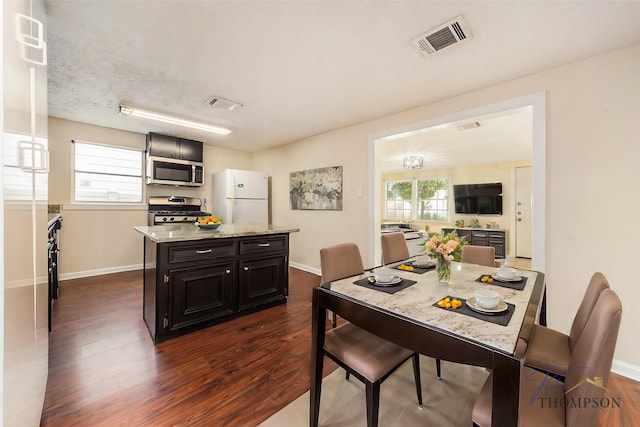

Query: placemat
left=432, top=295, right=515, bottom=326
left=391, top=261, right=435, bottom=275
left=475, top=275, right=527, bottom=291
left=353, top=277, right=417, bottom=294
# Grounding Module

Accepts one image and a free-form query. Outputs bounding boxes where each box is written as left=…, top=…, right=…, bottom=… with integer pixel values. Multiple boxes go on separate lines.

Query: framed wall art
left=289, top=166, right=343, bottom=210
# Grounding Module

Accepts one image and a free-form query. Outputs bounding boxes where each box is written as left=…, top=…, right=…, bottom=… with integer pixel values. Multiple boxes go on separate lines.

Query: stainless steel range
left=147, top=196, right=211, bottom=225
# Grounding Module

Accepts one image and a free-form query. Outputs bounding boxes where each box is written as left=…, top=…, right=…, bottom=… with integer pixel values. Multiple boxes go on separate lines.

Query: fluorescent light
left=119, top=104, right=231, bottom=135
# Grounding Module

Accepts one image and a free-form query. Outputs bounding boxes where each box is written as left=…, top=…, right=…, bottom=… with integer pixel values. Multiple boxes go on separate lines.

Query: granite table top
left=324, top=261, right=540, bottom=355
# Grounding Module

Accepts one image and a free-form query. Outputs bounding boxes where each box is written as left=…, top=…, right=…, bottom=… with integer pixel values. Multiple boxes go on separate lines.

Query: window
left=73, top=140, right=143, bottom=203
left=384, top=177, right=450, bottom=222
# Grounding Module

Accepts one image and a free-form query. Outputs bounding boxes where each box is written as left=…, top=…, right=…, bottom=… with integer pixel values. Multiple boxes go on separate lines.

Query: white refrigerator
left=212, top=169, right=269, bottom=223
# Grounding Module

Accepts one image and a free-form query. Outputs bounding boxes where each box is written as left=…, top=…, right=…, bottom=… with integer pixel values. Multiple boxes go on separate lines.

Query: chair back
left=461, top=245, right=495, bottom=267
left=320, top=243, right=365, bottom=283
left=568, top=272, right=610, bottom=351
left=380, top=232, right=410, bottom=264
left=565, top=289, right=622, bottom=427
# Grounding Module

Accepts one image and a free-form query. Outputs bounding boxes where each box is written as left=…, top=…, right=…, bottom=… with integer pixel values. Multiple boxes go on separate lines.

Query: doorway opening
left=368, top=92, right=546, bottom=272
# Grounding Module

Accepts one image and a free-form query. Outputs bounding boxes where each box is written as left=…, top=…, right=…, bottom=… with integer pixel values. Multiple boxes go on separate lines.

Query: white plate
left=466, top=297, right=509, bottom=314
left=373, top=277, right=402, bottom=287
left=491, top=274, right=522, bottom=282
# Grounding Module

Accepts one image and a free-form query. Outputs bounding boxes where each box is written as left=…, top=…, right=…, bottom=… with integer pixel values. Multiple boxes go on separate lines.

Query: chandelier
left=403, top=155, right=423, bottom=170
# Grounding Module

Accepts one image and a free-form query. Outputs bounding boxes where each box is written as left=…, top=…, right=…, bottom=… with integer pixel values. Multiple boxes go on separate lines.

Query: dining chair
left=472, top=288, right=622, bottom=427
left=461, top=245, right=496, bottom=268
left=380, top=232, right=410, bottom=264
left=379, top=233, right=443, bottom=379
left=319, top=243, right=423, bottom=427
left=523, top=272, right=610, bottom=379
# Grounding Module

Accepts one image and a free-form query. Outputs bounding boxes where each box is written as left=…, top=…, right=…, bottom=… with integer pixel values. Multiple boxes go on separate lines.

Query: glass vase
left=436, top=256, right=451, bottom=284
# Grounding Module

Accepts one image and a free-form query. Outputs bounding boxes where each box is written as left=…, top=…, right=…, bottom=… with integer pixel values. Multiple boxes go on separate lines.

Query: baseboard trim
left=612, top=359, right=640, bottom=382
left=289, top=262, right=320, bottom=277
left=60, top=264, right=143, bottom=281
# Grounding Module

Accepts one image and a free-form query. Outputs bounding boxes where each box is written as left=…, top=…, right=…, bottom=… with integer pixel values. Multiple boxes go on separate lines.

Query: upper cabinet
left=3, top=0, right=50, bottom=425
left=146, top=132, right=203, bottom=162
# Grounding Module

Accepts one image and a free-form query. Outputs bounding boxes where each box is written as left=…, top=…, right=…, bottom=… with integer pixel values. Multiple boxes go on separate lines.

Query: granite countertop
left=326, top=262, right=539, bottom=354
left=134, top=223, right=300, bottom=243
left=447, top=227, right=508, bottom=232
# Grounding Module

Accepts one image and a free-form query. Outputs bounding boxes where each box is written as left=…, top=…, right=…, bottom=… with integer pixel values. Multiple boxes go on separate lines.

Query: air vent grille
left=204, top=96, right=243, bottom=111
left=412, top=15, right=472, bottom=57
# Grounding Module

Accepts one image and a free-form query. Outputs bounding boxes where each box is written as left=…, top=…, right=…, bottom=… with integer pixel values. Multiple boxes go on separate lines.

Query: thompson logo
left=525, top=367, right=621, bottom=409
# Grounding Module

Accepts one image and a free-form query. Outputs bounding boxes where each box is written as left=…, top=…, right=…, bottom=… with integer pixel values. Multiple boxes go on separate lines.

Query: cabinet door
left=3, top=1, right=50, bottom=424
left=168, top=263, right=235, bottom=331
left=471, top=230, right=489, bottom=246
left=178, top=138, right=203, bottom=162
left=238, top=255, right=287, bottom=311
left=489, top=231, right=506, bottom=258
left=147, top=133, right=178, bottom=158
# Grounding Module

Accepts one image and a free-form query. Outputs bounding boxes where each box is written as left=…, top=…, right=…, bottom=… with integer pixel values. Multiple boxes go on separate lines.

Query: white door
left=515, top=167, right=532, bottom=258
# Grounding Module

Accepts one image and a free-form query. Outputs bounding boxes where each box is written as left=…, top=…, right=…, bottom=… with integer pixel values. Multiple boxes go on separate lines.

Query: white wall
left=253, top=44, right=640, bottom=376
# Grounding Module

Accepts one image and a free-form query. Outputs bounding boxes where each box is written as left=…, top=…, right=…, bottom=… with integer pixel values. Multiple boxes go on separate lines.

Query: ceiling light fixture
left=119, top=104, right=232, bottom=135
left=403, top=155, right=424, bottom=170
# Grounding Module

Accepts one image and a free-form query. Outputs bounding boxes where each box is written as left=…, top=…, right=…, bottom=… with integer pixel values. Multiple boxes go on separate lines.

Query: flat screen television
left=453, top=183, right=503, bottom=215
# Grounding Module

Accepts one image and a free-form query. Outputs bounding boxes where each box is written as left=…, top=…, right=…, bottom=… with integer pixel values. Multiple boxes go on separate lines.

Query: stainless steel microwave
left=146, top=156, right=204, bottom=187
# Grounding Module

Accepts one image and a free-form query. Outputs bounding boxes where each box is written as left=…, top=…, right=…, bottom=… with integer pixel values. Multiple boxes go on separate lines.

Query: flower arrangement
left=422, top=231, right=467, bottom=283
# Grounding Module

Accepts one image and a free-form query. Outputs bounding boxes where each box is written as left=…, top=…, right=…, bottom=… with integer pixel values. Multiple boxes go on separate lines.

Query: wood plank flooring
left=42, top=268, right=638, bottom=426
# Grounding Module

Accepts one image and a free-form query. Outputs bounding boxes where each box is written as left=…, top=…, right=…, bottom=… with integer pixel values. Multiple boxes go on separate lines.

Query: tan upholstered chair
left=472, top=288, right=622, bottom=427
left=523, top=272, right=610, bottom=379
left=461, top=245, right=496, bottom=268
left=381, top=232, right=410, bottom=264
left=320, top=243, right=423, bottom=427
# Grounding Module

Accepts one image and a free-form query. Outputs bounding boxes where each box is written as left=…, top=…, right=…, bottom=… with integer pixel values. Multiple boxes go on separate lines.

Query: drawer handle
left=226, top=269, right=231, bottom=274
left=244, top=267, right=249, bottom=271
left=196, top=249, right=212, bottom=254
left=257, top=243, right=270, bottom=247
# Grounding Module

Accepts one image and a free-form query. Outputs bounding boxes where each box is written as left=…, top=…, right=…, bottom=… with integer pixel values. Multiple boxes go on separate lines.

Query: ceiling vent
left=205, top=96, right=243, bottom=111
left=457, top=121, right=481, bottom=131
left=412, top=15, right=472, bottom=57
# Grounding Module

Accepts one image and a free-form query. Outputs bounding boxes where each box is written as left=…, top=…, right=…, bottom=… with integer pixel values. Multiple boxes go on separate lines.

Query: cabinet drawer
left=488, top=231, right=505, bottom=239
left=168, top=241, right=236, bottom=264
left=239, top=235, right=286, bottom=256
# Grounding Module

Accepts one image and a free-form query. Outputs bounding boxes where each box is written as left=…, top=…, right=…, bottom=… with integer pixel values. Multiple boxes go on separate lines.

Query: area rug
left=259, top=355, right=489, bottom=427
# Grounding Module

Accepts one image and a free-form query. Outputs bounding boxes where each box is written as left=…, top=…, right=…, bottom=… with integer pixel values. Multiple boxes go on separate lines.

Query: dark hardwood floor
left=41, top=268, right=337, bottom=426
left=41, top=268, right=638, bottom=426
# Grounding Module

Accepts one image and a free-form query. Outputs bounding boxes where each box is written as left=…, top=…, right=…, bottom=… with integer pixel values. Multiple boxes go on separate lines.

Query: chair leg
left=332, top=312, right=337, bottom=328
left=436, top=358, right=442, bottom=379
left=365, top=380, right=381, bottom=427
left=412, top=353, right=423, bottom=406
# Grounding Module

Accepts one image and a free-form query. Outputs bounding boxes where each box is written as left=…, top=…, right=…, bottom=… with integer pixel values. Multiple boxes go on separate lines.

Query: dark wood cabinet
left=442, top=228, right=506, bottom=259
left=143, top=233, right=290, bottom=342
left=168, top=262, right=236, bottom=331
left=146, top=132, right=203, bottom=162
left=239, top=255, right=287, bottom=310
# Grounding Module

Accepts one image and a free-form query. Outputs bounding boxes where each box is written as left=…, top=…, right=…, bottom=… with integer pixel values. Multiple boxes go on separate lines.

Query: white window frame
left=384, top=176, right=451, bottom=222
left=70, top=139, right=145, bottom=206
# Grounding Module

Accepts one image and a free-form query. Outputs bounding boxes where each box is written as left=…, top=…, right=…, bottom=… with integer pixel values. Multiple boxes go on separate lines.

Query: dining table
left=310, top=259, right=546, bottom=427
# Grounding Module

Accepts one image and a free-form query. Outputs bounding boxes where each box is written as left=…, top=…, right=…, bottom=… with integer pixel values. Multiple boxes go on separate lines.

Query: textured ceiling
left=45, top=0, right=640, bottom=164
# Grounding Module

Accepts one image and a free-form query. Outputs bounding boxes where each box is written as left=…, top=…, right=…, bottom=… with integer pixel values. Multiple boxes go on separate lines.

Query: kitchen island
left=134, top=224, right=300, bottom=342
